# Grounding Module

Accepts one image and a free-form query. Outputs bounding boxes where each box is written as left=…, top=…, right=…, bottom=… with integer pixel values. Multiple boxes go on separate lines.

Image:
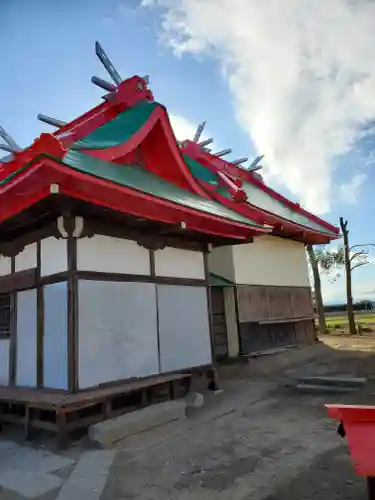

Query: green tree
left=307, top=244, right=345, bottom=336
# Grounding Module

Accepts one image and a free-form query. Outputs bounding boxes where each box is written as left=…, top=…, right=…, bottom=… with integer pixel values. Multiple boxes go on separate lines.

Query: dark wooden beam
left=67, top=229, right=78, bottom=393
left=36, top=239, right=44, bottom=388
left=0, top=268, right=37, bottom=294
left=9, top=256, right=16, bottom=386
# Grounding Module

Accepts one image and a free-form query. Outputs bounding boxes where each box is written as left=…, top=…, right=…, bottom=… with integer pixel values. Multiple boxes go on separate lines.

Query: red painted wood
left=326, top=404, right=375, bottom=477
left=53, top=75, right=153, bottom=148
left=0, top=133, right=67, bottom=181
left=182, top=140, right=339, bottom=237
left=0, top=158, right=265, bottom=240
left=84, top=105, right=211, bottom=199
left=216, top=171, right=247, bottom=202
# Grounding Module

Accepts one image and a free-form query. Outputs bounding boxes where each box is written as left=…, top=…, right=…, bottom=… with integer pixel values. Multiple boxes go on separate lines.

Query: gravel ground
left=2, top=335, right=375, bottom=499
left=101, top=336, right=375, bottom=499
left=100, top=385, right=366, bottom=500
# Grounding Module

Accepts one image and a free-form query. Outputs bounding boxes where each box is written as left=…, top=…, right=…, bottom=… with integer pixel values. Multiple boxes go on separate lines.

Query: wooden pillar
left=223, top=286, right=240, bottom=358
left=8, top=256, right=16, bottom=386
left=368, top=477, right=375, bottom=500
left=67, top=231, right=78, bottom=393
left=203, top=249, right=215, bottom=364
left=204, top=248, right=220, bottom=390
left=36, top=239, right=44, bottom=387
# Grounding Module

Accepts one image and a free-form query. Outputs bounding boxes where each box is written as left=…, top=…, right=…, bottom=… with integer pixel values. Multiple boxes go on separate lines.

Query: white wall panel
left=16, top=289, right=37, bottom=387
left=43, top=282, right=68, bottom=390
left=0, top=339, right=9, bottom=385
left=0, top=257, right=11, bottom=276
left=155, top=247, right=205, bottom=279
left=232, top=236, right=310, bottom=287
left=78, top=280, right=159, bottom=389
left=77, top=235, right=150, bottom=275
left=207, top=246, right=235, bottom=283
left=41, top=237, right=68, bottom=276
left=157, top=285, right=212, bottom=372
left=15, top=243, right=37, bottom=272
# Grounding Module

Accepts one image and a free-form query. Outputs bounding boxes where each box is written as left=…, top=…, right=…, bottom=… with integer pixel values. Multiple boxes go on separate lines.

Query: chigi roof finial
left=192, top=121, right=206, bottom=143
left=92, top=41, right=149, bottom=92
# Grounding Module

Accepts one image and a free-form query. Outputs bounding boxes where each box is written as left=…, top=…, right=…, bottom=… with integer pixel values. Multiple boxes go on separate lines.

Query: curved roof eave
left=70, top=102, right=211, bottom=199
left=0, top=155, right=269, bottom=241
left=183, top=154, right=339, bottom=241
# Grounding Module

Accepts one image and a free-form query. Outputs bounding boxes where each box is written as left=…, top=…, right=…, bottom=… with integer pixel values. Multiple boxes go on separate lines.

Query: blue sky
left=1, top=0, right=375, bottom=303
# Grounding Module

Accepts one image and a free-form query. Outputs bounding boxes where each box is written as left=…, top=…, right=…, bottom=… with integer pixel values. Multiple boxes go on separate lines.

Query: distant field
left=326, top=316, right=375, bottom=326
left=319, top=311, right=375, bottom=327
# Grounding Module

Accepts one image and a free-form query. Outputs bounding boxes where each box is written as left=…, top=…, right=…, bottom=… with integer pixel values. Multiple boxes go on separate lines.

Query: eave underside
left=0, top=196, right=255, bottom=249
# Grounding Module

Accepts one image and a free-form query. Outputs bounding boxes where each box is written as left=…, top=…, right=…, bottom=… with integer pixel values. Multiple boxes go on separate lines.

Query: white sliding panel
left=15, top=243, right=37, bottom=272
left=77, top=235, right=150, bottom=275
left=43, top=282, right=68, bottom=390
left=157, top=285, right=212, bottom=372
left=0, top=339, right=10, bottom=385
left=16, top=289, right=37, bottom=387
left=0, top=257, right=11, bottom=276
left=154, top=247, right=205, bottom=279
left=78, top=280, right=159, bottom=389
left=41, top=237, right=68, bottom=276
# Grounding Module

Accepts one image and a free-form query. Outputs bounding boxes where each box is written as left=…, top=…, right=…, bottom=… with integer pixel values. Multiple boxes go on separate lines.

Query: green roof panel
left=185, top=154, right=335, bottom=236
left=61, top=150, right=262, bottom=227
left=184, top=154, right=217, bottom=184
left=209, top=273, right=235, bottom=287
left=73, top=101, right=157, bottom=150
left=184, top=155, right=232, bottom=200
left=242, top=181, right=336, bottom=235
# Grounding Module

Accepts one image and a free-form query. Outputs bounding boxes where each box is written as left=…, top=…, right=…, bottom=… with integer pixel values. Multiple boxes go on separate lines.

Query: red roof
left=0, top=43, right=338, bottom=245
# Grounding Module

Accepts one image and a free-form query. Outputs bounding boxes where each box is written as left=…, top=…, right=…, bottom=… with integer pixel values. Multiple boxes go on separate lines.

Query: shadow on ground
left=263, top=446, right=365, bottom=500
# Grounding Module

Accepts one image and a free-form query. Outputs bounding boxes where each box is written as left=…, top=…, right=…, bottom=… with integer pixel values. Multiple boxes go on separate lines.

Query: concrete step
left=297, top=376, right=367, bottom=387
left=295, top=383, right=358, bottom=393
left=89, top=400, right=186, bottom=448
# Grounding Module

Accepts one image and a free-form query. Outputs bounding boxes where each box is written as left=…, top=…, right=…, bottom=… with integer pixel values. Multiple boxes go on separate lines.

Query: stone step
left=297, top=376, right=367, bottom=387
left=89, top=400, right=186, bottom=448
left=295, top=383, right=358, bottom=393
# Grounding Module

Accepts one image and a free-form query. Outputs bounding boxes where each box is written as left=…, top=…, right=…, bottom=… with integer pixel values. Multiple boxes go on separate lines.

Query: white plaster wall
left=43, top=282, right=68, bottom=390
left=232, top=235, right=310, bottom=287
left=77, top=235, right=150, bottom=275
left=16, top=289, right=37, bottom=387
left=41, top=237, right=68, bottom=276
left=78, top=280, right=159, bottom=389
left=0, top=339, right=9, bottom=385
left=0, top=257, right=11, bottom=276
left=15, top=243, right=37, bottom=272
left=207, top=246, right=235, bottom=283
left=157, top=285, right=212, bottom=372
left=154, top=247, right=205, bottom=279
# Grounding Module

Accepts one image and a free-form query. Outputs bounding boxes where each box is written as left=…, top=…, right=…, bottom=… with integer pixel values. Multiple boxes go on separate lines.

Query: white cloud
left=169, top=113, right=213, bottom=145
left=169, top=113, right=197, bottom=140
left=339, top=173, right=367, bottom=203
left=142, top=0, right=375, bottom=214
left=364, top=150, right=375, bottom=166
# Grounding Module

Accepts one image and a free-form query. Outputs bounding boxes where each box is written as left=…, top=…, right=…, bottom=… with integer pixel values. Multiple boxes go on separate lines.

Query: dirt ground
left=3, top=335, right=375, bottom=499
left=101, top=336, right=375, bottom=500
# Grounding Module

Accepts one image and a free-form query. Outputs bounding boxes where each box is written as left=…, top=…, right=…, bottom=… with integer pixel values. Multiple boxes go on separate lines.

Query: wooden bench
left=0, top=372, right=191, bottom=448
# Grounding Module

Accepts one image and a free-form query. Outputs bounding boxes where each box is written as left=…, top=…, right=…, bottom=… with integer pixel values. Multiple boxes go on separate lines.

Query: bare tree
left=339, top=217, right=371, bottom=334
left=308, top=222, right=372, bottom=336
